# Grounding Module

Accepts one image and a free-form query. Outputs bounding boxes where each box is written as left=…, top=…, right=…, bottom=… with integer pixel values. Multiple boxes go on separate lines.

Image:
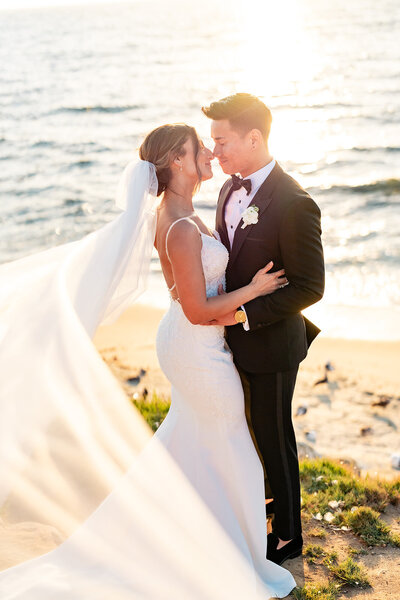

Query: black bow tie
left=231, top=174, right=252, bottom=196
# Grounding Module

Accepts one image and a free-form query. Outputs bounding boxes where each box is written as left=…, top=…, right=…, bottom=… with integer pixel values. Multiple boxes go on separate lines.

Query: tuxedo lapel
left=216, top=181, right=233, bottom=251
left=229, top=162, right=283, bottom=267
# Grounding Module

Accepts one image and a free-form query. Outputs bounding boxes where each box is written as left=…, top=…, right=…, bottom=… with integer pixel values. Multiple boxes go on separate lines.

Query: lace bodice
left=165, top=216, right=229, bottom=300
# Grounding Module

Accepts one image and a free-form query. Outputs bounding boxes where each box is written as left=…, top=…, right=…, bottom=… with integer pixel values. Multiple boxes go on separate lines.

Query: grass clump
left=308, top=528, right=327, bottom=539
left=348, top=547, right=368, bottom=557
left=300, top=459, right=349, bottom=492
left=336, top=477, right=400, bottom=512
left=328, top=556, right=370, bottom=588
left=292, top=582, right=339, bottom=600
left=339, top=506, right=400, bottom=547
left=322, top=550, right=338, bottom=567
left=133, top=392, right=170, bottom=432
left=304, top=543, right=325, bottom=564
left=300, top=458, right=400, bottom=517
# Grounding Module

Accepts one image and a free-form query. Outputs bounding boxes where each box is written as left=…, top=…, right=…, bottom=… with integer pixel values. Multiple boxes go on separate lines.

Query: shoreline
left=94, top=303, right=400, bottom=479
left=139, top=278, right=400, bottom=342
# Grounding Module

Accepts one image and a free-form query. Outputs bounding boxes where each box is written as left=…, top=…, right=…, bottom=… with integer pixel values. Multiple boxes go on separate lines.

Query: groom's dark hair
left=202, top=93, right=272, bottom=141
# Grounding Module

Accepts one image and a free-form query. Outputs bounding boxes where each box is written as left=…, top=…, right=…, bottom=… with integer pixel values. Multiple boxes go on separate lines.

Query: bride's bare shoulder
left=166, top=219, right=201, bottom=256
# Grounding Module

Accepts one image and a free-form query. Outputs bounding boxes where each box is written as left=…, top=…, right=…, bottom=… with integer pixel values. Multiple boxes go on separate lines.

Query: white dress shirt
left=224, top=159, right=276, bottom=330
left=225, top=159, right=276, bottom=248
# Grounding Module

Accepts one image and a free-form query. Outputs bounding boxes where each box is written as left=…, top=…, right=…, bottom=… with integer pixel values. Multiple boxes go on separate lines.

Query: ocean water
left=1, top=0, right=399, bottom=339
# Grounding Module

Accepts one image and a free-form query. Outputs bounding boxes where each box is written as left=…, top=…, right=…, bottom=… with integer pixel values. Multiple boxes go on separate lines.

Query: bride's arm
left=167, top=222, right=286, bottom=325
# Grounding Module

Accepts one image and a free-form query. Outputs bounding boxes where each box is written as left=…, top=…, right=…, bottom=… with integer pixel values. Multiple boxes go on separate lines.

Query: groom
left=202, top=93, right=325, bottom=565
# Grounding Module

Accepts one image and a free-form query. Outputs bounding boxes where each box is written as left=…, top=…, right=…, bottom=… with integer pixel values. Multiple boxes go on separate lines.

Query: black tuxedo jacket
left=216, top=162, right=325, bottom=373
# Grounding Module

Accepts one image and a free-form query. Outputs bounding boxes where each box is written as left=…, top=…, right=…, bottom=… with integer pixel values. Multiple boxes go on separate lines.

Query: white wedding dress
left=0, top=162, right=296, bottom=599
left=154, top=216, right=296, bottom=598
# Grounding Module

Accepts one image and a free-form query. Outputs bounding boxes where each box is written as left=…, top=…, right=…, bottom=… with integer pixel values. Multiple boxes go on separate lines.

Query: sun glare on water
left=232, top=0, right=352, bottom=179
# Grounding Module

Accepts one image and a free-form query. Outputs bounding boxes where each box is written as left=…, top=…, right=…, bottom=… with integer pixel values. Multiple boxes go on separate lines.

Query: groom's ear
left=249, top=129, right=264, bottom=150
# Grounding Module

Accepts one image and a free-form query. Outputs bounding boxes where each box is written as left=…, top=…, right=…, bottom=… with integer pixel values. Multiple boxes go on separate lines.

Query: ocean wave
left=49, top=104, right=144, bottom=115
left=193, top=202, right=218, bottom=210
left=64, top=198, right=82, bottom=206
left=327, top=253, right=400, bottom=268
left=192, top=178, right=400, bottom=209
left=13, top=185, right=57, bottom=197
left=65, top=206, right=87, bottom=218
left=32, top=140, right=56, bottom=148
left=350, top=146, right=400, bottom=153
left=363, top=197, right=400, bottom=209
left=64, top=160, right=96, bottom=170
left=312, top=179, right=400, bottom=196
left=272, top=101, right=356, bottom=110
left=65, top=142, right=112, bottom=155
left=347, top=231, right=378, bottom=243
left=31, top=140, right=111, bottom=154
left=21, top=216, right=48, bottom=225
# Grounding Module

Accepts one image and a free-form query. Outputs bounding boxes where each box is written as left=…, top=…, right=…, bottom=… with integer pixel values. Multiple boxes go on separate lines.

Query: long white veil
left=0, top=159, right=158, bottom=528
left=0, top=160, right=269, bottom=598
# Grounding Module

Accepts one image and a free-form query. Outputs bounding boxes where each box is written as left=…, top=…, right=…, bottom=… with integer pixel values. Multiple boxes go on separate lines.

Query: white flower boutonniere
left=241, top=205, right=259, bottom=229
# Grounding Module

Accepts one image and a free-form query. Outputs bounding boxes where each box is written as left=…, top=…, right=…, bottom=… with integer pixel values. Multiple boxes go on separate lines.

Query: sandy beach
left=94, top=303, right=400, bottom=478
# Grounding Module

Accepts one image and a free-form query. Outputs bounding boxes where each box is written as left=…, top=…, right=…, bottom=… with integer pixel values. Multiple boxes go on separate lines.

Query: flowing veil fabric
left=0, top=160, right=159, bottom=524
left=0, top=160, right=274, bottom=598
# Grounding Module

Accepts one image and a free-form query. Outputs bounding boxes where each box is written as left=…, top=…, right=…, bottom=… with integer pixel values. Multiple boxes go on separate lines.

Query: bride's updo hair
left=139, top=124, right=201, bottom=196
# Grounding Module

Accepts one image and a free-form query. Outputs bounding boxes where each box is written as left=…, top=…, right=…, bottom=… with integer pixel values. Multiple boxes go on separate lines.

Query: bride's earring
left=180, top=165, right=183, bottom=171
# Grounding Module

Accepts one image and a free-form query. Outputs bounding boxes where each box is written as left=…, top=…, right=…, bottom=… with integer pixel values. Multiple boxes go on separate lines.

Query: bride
left=0, top=124, right=296, bottom=598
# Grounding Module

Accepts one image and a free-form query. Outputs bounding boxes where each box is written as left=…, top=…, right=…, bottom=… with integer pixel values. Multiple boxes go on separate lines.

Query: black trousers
left=237, top=364, right=301, bottom=540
